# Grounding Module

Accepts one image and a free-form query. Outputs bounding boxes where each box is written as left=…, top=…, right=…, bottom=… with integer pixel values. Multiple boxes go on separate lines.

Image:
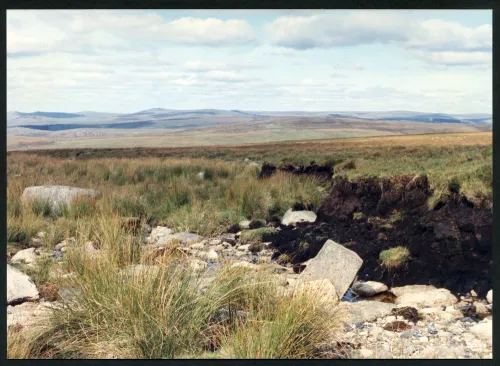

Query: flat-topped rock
left=338, top=301, right=395, bottom=323
left=390, top=285, right=437, bottom=297
left=395, top=288, right=458, bottom=308
left=22, top=185, right=101, bottom=212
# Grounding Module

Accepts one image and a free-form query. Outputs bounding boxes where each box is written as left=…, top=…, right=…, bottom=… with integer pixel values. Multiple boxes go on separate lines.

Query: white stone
left=390, top=285, right=437, bottom=297
left=395, top=288, right=457, bottom=308
left=189, top=242, right=206, bottom=250
left=190, top=259, right=208, bottom=272
left=239, top=220, right=251, bottom=230
left=11, top=248, right=39, bottom=265
left=469, top=322, right=492, bottom=343
left=7, top=264, right=39, bottom=305
left=486, top=290, right=492, bottom=304
left=237, top=244, right=250, bottom=251
left=230, top=261, right=257, bottom=270
left=205, top=249, right=219, bottom=261
left=22, top=185, right=101, bottom=213
left=281, top=208, right=317, bottom=226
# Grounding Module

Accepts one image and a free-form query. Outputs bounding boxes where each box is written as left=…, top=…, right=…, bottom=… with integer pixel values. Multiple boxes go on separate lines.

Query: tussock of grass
left=379, top=246, right=411, bottom=269
left=218, top=283, right=343, bottom=359
left=240, top=228, right=277, bottom=244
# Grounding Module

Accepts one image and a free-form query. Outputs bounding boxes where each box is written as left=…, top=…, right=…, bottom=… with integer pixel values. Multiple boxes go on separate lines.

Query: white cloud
left=412, top=50, right=492, bottom=66
left=265, top=11, right=492, bottom=66
left=7, top=10, right=257, bottom=56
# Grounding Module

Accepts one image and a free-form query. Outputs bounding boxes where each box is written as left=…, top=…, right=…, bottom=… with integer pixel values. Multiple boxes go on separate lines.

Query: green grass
left=240, top=228, right=277, bottom=244
left=11, top=234, right=342, bottom=359
left=379, top=246, right=411, bottom=269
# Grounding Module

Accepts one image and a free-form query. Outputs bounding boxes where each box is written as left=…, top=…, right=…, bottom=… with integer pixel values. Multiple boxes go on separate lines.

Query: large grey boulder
left=297, top=239, right=363, bottom=299
left=339, top=301, right=395, bottom=323
left=7, top=264, right=40, bottom=305
left=10, top=248, right=39, bottom=265
left=281, top=209, right=317, bottom=226
left=22, top=185, right=101, bottom=212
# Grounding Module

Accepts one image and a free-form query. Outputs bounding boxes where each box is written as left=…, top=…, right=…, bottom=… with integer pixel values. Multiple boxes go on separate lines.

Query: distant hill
left=14, top=111, right=85, bottom=119
left=7, top=109, right=492, bottom=135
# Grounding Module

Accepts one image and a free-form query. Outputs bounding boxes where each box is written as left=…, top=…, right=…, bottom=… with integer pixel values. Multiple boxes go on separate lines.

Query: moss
left=379, top=246, right=410, bottom=269
left=353, top=212, right=366, bottom=221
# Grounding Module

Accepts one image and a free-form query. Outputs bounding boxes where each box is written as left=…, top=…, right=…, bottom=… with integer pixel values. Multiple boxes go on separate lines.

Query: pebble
left=427, top=323, right=438, bottom=335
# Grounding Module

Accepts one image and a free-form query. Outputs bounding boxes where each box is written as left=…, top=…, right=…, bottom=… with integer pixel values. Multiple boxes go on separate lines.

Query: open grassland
left=7, top=131, right=491, bottom=359
left=7, top=116, right=489, bottom=151
left=13, top=131, right=492, bottom=206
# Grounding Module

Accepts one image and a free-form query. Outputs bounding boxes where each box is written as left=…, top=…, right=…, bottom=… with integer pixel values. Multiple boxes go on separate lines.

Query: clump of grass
left=388, top=211, right=404, bottom=224
left=335, top=160, right=356, bottom=173
left=19, top=256, right=54, bottom=286
left=379, top=246, right=410, bottom=269
left=7, top=216, right=46, bottom=245
left=240, top=228, right=276, bottom=244
left=31, top=199, right=54, bottom=218
left=276, top=253, right=292, bottom=265
left=8, top=198, right=23, bottom=218
left=448, top=176, right=461, bottom=194
left=218, top=283, right=343, bottom=359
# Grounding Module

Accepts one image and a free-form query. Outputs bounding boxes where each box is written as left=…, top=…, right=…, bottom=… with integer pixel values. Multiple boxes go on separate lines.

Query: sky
left=7, top=10, right=492, bottom=114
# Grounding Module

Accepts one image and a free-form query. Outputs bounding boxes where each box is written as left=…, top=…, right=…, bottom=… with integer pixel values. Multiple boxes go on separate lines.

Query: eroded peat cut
left=265, top=175, right=492, bottom=297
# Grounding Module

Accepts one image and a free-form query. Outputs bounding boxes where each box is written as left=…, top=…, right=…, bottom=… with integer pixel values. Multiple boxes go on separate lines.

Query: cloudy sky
left=7, top=10, right=492, bottom=114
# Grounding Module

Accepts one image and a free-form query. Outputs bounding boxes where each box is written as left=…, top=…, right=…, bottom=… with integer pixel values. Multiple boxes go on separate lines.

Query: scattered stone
left=427, top=323, right=438, bottom=335
left=281, top=208, right=317, bottom=226
left=230, top=261, right=257, bottom=270
left=205, top=249, right=219, bottom=261
left=197, top=172, right=205, bottom=180
left=190, top=259, right=208, bottom=272
left=339, top=301, right=395, bottom=323
left=474, top=302, right=488, bottom=315
left=469, top=322, right=492, bottom=343
left=352, top=281, right=388, bottom=297
left=239, top=220, right=251, bottom=230
left=219, top=234, right=237, bottom=246
left=237, top=244, right=250, bottom=251
left=10, top=248, right=39, bottom=265
left=190, top=242, right=206, bottom=250
left=357, top=348, right=373, bottom=358
left=298, top=239, right=362, bottom=300
left=383, top=321, right=411, bottom=332
left=209, top=239, right=222, bottom=246
left=486, top=290, right=492, bottom=304
left=7, top=264, right=40, bottom=305
left=395, top=288, right=458, bottom=308
left=390, top=285, right=437, bottom=297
